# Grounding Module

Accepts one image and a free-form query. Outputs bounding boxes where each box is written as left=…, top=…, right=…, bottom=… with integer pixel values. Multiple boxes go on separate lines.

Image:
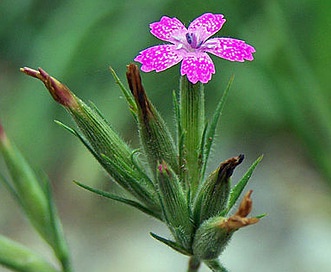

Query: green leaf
left=200, top=76, right=234, bottom=180
left=0, top=173, right=20, bottom=203
left=54, top=120, right=76, bottom=135
left=74, top=180, right=162, bottom=220
left=56, top=120, right=160, bottom=213
left=150, top=232, right=191, bottom=256
left=227, top=155, right=263, bottom=213
left=109, top=66, right=137, bottom=118
left=42, top=175, right=71, bottom=271
left=0, top=235, right=59, bottom=272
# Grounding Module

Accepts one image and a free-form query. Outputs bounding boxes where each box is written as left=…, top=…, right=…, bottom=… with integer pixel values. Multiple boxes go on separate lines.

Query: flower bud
left=194, top=155, right=244, bottom=225
left=20, top=67, right=160, bottom=214
left=157, top=161, right=193, bottom=251
left=126, top=64, right=178, bottom=174
left=193, top=190, right=259, bottom=260
left=20, top=67, right=79, bottom=108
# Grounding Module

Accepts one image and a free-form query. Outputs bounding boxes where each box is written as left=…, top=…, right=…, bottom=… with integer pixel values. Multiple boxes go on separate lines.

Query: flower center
left=185, top=33, right=203, bottom=49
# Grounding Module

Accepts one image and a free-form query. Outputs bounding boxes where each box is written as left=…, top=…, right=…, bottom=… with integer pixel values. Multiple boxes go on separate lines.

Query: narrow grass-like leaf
left=74, top=180, right=161, bottom=220
left=201, top=76, right=234, bottom=179
left=55, top=121, right=159, bottom=211
left=42, top=175, right=71, bottom=272
left=54, top=120, right=76, bottom=135
left=227, top=155, right=263, bottom=213
left=109, top=66, right=138, bottom=118
left=150, top=232, right=191, bottom=256
left=0, top=173, right=20, bottom=203
left=0, top=235, right=58, bottom=272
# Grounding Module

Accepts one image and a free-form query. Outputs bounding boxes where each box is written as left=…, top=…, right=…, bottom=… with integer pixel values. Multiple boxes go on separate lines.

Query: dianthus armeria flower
left=134, top=13, right=256, bottom=84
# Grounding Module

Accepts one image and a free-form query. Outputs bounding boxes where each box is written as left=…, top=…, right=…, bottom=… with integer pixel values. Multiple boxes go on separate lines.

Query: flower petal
left=134, top=44, right=183, bottom=72
left=180, top=53, right=215, bottom=84
left=205, top=38, right=256, bottom=62
left=150, top=16, right=187, bottom=43
left=188, top=13, right=226, bottom=41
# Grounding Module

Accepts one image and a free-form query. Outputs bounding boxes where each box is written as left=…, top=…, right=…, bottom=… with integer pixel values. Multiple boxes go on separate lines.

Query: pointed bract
left=193, top=190, right=259, bottom=260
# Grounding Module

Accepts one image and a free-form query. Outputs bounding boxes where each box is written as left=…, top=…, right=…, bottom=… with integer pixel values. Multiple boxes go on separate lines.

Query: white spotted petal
left=134, top=44, right=183, bottom=72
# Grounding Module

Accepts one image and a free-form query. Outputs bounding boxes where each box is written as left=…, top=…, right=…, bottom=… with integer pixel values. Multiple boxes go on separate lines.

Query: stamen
left=186, top=33, right=193, bottom=45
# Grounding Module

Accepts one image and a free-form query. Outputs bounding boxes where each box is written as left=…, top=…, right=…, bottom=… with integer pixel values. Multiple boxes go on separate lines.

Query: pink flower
left=134, top=13, right=256, bottom=84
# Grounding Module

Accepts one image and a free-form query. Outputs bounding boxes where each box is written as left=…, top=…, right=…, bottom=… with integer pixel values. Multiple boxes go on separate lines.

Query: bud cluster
left=19, top=65, right=263, bottom=271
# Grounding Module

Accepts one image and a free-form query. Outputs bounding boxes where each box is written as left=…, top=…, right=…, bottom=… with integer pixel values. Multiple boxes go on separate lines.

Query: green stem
left=187, top=256, right=201, bottom=272
left=179, top=76, right=205, bottom=197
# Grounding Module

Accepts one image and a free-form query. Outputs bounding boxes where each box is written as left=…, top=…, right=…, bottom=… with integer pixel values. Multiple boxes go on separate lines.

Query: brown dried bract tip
left=20, top=67, right=78, bottom=108
left=218, top=154, right=244, bottom=181
left=219, top=190, right=259, bottom=232
left=126, top=64, right=152, bottom=120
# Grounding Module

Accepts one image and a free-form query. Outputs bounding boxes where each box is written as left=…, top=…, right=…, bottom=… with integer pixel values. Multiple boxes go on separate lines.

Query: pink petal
left=134, top=44, right=183, bottom=72
left=205, top=38, right=256, bottom=62
left=188, top=13, right=226, bottom=41
left=150, top=16, right=187, bottom=43
left=180, top=53, right=215, bottom=84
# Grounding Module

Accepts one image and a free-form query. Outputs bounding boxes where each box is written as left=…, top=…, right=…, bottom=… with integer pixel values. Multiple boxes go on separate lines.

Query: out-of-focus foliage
left=1, top=0, right=331, bottom=271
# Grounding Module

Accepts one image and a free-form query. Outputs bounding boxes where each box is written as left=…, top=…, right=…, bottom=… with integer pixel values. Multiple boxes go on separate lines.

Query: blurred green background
left=1, top=0, right=331, bottom=271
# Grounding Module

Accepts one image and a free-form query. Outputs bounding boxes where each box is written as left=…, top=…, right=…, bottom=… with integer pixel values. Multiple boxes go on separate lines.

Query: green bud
left=126, top=64, right=178, bottom=175
left=157, top=161, right=193, bottom=251
left=194, top=155, right=244, bottom=225
left=20, top=67, right=160, bottom=214
left=192, top=216, right=232, bottom=260
left=0, top=234, right=58, bottom=272
left=193, top=190, right=259, bottom=260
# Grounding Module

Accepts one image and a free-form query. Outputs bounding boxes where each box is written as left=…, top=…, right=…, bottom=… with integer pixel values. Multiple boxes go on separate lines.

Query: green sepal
left=225, top=155, right=263, bottom=214
left=200, top=76, right=234, bottom=180
left=156, top=161, right=193, bottom=250
left=0, top=235, right=59, bottom=272
left=204, top=259, right=229, bottom=272
left=192, top=216, right=233, bottom=260
left=150, top=232, right=191, bottom=256
left=178, top=76, right=205, bottom=196
left=74, top=180, right=162, bottom=220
